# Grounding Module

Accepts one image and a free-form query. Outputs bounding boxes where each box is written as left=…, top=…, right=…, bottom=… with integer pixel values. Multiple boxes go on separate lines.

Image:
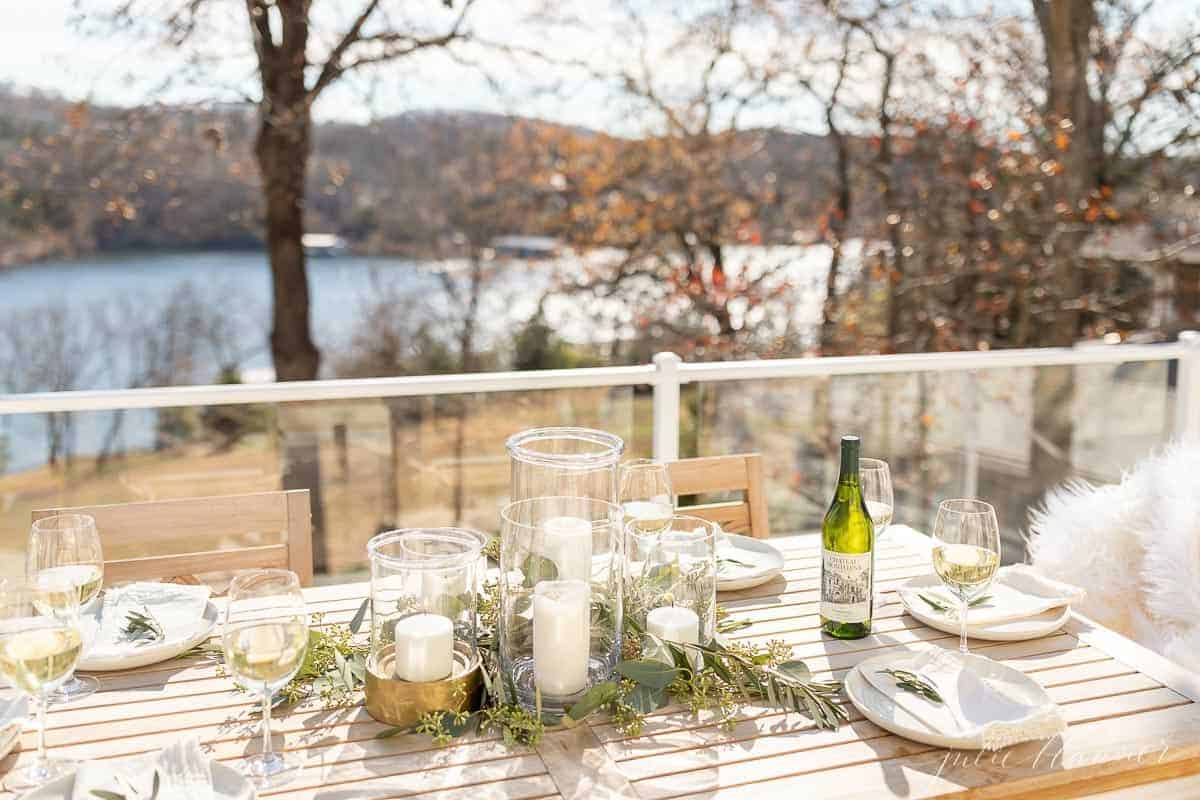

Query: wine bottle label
left=821, top=549, right=872, bottom=623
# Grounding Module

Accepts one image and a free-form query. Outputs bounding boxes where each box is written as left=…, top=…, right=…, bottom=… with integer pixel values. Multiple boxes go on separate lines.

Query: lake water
left=0, top=246, right=834, bottom=472
left=0, top=250, right=554, bottom=471
left=0, top=250, right=442, bottom=377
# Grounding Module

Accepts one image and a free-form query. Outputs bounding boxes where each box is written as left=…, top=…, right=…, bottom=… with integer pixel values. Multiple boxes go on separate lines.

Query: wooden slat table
left=4, top=526, right=1200, bottom=799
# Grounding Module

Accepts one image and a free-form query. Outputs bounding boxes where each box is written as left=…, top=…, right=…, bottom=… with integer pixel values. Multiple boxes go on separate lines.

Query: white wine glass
left=860, top=459, right=893, bottom=542
left=932, top=499, right=1001, bottom=655
left=860, top=458, right=893, bottom=609
left=0, top=577, right=82, bottom=791
left=27, top=513, right=103, bottom=702
left=222, top=569, right=308, bottom=786
left=619, top=459, right=674, bottom=536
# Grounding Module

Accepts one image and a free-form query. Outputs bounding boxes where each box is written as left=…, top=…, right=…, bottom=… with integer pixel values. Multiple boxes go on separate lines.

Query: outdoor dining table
left=3, top=525, right=1200, bottom=799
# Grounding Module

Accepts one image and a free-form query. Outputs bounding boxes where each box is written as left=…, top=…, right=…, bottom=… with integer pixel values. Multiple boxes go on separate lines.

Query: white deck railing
left=1, top=334, right=1198, bottom=462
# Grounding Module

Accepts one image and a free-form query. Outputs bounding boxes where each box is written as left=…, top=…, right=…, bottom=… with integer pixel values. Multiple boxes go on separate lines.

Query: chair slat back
left=32, top=490, right=313, bottom=586
left=667, top=454, right=770, bottom=539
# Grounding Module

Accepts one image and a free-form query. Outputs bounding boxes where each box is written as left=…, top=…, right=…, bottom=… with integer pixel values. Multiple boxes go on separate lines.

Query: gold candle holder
left=364, top=641, right=483, bottom=727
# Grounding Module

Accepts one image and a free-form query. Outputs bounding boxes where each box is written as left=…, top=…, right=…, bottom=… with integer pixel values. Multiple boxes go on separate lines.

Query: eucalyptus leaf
left=566, top=681, right=618, bottom=721
left=627, top=683, right=664, bottom=714
left=374, top=724, right=410, bottom=739
left=90, top=792, right=127, bottom=800
left=445, top=711, right=477, bottom=737
left=616, top=659, right=677, bottom=690
left=349, top=598, right=369, bottom=634
left=775, top=660, right=812, bottom=684
left=521, top=554, right=558, bottom=586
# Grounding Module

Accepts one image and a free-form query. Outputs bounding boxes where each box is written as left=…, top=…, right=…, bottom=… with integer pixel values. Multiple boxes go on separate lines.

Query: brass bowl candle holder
left=364, top=641, right=483, bottom=727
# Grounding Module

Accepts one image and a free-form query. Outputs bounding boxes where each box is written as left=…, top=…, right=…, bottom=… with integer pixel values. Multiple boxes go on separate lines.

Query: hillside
left=0, top=85, right=841, bottom=265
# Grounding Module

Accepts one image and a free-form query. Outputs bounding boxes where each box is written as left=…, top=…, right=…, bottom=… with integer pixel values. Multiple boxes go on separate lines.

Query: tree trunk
left=1029, top=0, right=1099, bottom=493
left=257, top=125, right=318, bottom=382
left=250, top=1, right=327, bottom=571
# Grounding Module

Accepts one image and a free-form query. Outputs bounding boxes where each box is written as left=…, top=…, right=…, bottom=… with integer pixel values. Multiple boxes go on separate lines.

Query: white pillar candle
left=393, top=613, right=454, bottom=682
left=646, top=606, right=700, bottom=646
left=541, top=516, right=593, bottom=582
left=533, top=579, right=591, bottom=696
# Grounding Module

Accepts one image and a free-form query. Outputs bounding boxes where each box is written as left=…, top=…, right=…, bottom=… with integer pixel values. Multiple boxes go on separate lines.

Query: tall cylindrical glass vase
left=499, top=497, right=623, bottom=716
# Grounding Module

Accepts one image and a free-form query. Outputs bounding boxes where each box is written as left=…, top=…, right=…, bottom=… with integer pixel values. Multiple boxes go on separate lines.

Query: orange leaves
left=1053, top=130, right=1071, bottom=151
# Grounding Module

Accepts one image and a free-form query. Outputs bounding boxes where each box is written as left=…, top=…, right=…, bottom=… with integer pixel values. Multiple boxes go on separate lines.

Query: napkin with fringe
left=901, top=564, right=1085, bottom=625
left=863, top=648, right=1066, bottom=750
left=71, top=737, right=213, bottom=800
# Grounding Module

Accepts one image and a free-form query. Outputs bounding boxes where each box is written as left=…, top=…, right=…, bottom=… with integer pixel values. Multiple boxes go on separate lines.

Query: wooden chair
left=32, top=490, right=313, bottom=587
left=667, top=453, right=770, bottom=539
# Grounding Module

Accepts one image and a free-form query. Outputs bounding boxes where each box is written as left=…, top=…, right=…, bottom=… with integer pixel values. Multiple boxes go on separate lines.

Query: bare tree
left=0, top=306, right=99, bottom=467
left=77, top=0, right=478, bottom=380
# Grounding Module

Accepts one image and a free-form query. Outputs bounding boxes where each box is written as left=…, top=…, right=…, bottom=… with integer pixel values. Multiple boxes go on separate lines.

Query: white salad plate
left=898, top=575, right=1071, bottom=642
left=78, top=599, right=219, bottom=672
left=716, top=533, right=785, bottom=591
left=843, top=650, right=1058, bottom=750
left=18, top=761, right=255, bottom=800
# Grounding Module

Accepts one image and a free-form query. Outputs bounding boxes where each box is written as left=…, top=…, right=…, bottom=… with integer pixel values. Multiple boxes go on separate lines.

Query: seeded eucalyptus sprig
left=878, top=668, right=943, bottom=703
left=121, top=608, right=164, bottom=645
left=917, top=593, right=992, bottom=613
left=562, top=633, right=847, bottom=734
left=717, top=556, right=757, bottom=571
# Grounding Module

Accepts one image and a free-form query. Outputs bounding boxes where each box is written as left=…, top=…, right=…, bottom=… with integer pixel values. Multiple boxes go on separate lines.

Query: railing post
left=963, top=369, right=980, bottom=498
left=1176, top=331, right=1200, bottom=445
left=652, top=352, right=682, bottom=461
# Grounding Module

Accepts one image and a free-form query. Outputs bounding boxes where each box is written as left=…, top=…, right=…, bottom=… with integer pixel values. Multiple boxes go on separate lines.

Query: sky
left=1, top=1, right=1191, bottom=139
left=0, top=0, right=632, bottom=130
left=0, top=0, right=834, bottom=137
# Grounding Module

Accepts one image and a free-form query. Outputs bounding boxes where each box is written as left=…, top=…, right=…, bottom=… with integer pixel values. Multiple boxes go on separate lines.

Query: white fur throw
left=1025, top=443, right=1200, bottom=672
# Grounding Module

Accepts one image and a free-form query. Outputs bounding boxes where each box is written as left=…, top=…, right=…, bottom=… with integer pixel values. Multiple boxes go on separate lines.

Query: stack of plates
left=843, top=649, right=1065, bottom=749
left=898, top=565, right=1085, bottom=642
left=716, top=533, right=785, bottom=591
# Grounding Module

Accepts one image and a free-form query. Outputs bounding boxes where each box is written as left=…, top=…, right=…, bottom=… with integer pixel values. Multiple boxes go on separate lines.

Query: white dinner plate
left=843, top=650, right=1057, bottom=750
left=898, top=575, right=1071, bottom=642
left=18, top=761, right=255, bottom=799
left=716, top=533, right=785, bottom=591
left=78, top=600, right=218, bottom=672
left=0, top=721, right=20, bottom=762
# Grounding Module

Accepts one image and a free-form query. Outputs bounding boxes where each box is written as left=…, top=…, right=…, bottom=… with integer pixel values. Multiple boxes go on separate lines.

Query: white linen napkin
left=901, top=564, right=1085, bottom=625
left=71, top=737, right=214, bottom=800
left=0, top=694, right=28, bottom=727
left=863, top=648, right=1066, bottom=750
left=90, top=582, right=212, bottom=658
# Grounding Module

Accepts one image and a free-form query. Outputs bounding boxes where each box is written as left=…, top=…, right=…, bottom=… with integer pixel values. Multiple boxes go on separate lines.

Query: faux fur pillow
left=1025, top=444, right=1200, bottom=672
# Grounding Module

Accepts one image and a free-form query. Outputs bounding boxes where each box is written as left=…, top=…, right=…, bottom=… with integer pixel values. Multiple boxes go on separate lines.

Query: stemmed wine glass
left=860, top=459, right=893, bottom=542
left=618, top=459, right=674, bottom=536
left=860, top=459, right=893, bottom=607
left=932, top=499, right=1001, bottom=655
left=0, top=577, right=82, bottom=791
left=222, top=570, right=309, bottom=786
left=27, top=513, right=103, bottom=702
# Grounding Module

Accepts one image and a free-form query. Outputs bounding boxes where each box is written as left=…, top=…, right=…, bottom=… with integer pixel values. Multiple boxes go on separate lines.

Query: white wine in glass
left=619, top=459, right=675, bottom=536
left=932, top=499, right=1001, bottom=654
left=0, top=579, right=82, bottom=791
left=27, top=513, right=103, bottom=702
left=222, top=569, right=308, bottom=786
left=932, top=544, right=1000, bottom=596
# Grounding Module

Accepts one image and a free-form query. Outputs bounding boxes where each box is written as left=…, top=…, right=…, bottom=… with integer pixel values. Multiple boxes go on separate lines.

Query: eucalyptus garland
left=196, top=560, right=846, bottom=746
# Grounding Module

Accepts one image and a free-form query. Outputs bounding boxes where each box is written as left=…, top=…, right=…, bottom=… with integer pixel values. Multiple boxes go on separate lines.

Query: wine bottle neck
left=838, top=441, right=859, bottom=484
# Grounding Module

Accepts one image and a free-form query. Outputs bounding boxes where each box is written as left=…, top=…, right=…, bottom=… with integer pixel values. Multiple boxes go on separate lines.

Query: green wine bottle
left=820, top=435, right=875, bottom=639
